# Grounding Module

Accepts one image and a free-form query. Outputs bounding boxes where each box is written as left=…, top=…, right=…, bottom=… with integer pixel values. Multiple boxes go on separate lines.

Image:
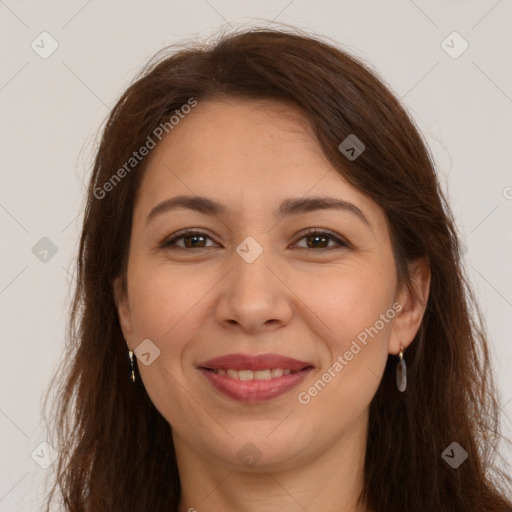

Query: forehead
left=146, top=98, right=325, bottom=184
left=134, top=98, right=383, bottom=228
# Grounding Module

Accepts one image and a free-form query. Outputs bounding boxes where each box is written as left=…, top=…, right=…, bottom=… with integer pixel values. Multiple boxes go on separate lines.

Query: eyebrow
left=145, top=194, right=371, bottom=228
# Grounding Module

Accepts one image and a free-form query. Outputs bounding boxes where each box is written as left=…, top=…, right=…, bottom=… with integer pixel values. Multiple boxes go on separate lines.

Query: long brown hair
left=43, top=26, right=512, bottom=511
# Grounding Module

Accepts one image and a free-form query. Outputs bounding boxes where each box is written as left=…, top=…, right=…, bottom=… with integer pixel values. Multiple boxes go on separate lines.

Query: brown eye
left=160, top=228, right=349, bottom=251
left=294, top=229, right=348, bottom=251
left=160, top=230, right=217, bottom=250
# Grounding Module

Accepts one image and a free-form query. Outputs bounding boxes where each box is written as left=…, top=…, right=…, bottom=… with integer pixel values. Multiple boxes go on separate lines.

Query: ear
left=389, top=257, right=431, bottom=355
left=112, top=276, right=134, bottom=348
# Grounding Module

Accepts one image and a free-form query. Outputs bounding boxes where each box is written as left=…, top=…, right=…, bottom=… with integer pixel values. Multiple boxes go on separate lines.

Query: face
left=114, top=98, right=428, bottom=472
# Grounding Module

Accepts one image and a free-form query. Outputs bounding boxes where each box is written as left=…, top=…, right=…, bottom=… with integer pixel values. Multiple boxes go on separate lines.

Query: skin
left=113, top=98, right=430, bottom=512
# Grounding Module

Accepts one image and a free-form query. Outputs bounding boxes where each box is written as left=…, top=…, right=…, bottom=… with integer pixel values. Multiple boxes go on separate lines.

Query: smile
left=197, top=353, right=314, bottom=402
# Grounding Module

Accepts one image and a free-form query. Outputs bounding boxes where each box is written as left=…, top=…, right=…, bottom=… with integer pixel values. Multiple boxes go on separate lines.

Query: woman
left=43, top=26, right=512, bottom=511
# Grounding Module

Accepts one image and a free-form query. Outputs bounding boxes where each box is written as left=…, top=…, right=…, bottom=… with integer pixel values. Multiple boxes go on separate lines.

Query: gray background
left=1, top=0, right=511, bottom=509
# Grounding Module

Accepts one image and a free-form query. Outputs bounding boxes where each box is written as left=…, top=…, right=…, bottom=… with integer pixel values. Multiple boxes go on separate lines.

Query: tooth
left=218, top=368, right=295, bottom=379
left=227, top=369, right=239, bottom=379
left=254, top=369, right=272, bottom=380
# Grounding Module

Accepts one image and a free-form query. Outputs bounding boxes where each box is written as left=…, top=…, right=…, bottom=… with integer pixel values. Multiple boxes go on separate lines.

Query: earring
left=127, top=344, right=136, bottom=383
left=396, top=343, right=407, bottom=392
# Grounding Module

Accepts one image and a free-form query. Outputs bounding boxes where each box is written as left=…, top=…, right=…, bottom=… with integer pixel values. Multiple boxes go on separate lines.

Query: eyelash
left=159, top=228, right=349, bottom=252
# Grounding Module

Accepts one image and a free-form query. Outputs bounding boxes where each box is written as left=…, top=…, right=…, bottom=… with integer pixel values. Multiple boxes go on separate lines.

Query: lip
left=197, top=353, right=313, bottom=372
left=197, top=353, right=314, bottom=403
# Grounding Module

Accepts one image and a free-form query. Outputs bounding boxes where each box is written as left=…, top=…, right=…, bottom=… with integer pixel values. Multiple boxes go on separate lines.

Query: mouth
left=203, top=367, right=308, bottom=379
left=197, top=353, right=314, bottom=403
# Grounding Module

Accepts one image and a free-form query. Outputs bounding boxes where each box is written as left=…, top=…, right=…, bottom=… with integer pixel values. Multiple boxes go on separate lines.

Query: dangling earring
left=396, top=343, right=407, bottom=392
left=127, top=344, right=136, bottom=383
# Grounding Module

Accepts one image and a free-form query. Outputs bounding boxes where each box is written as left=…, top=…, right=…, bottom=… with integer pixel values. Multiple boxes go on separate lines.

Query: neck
left=175, top=409, right=369, bottom=512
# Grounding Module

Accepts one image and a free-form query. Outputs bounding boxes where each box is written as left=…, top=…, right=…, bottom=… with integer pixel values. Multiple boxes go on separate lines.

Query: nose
left=214, top=244, right=293, bottom=334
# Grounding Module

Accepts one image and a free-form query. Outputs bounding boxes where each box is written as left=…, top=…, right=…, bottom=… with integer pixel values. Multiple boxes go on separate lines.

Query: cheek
left=295, top=263, right=395, bottom=406
left=127, top=263, right=218, bottom=369
left=294, top=275, right=393, bottom=427
left=129, top=264, right=200, bottom=329
left=297, top=259, right=396, bottom=343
